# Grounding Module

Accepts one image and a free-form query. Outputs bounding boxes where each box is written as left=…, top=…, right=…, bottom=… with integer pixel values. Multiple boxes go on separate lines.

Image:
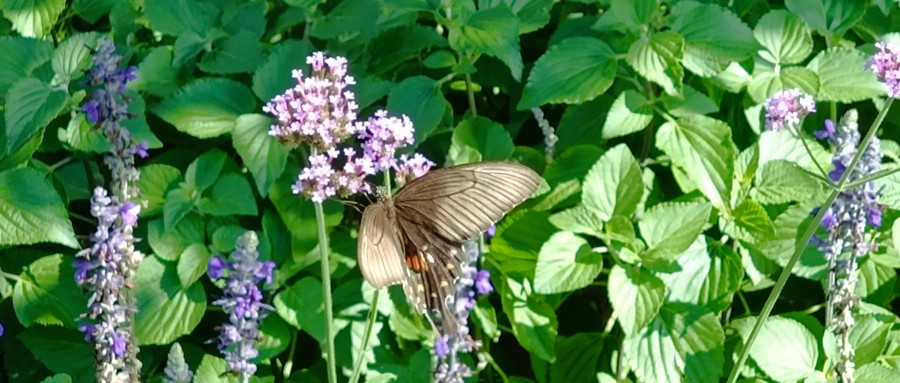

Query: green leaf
left=754, top=203, right=827, bottom=279
left=556, top=96, right=609, bottom=151
left=662, top=85, right=718, bottom=117
left=807, top=47, right=886, bottom=102
left=369, top=24, right=447, bottom=75
left=148, top=214, right=205, bottom=261
left=232, top=114, right=289, bottom=197
left=163, top=187, right=198, bottom=232
left=386, top=76, right=448, bottom=144
left=0, top=168, right=77, bottom=248
left=251, top=39, right=313, bottom=102
left=491, top=210, right=557, bottom=276
left=13, top=254, right=86, bottom=327
left=639, top=201, right=710, bottom=263
left=757, top=130, right=831, bottom=174
left=731, top=316, right=819, bottom=382
left=210, top=225, right=248, bottom=254
left=608, top=265, right=665, bottom=334
left=625, top=303, right=724, bottom=383
left=500, top=275, right=558, bottom=362
left=199, top=30, right=264, bottom=74
left=700, top=242, right=742, bottom=312
left=747, top=64, right=819, bottom=103
left=533, top=231, right=603, bottom=294
left=532, top=145, right=603, bottom=210
left=473, top=297, right=500, bottom=340
left=731, top=198, right=775, bottom=240
left=172, top=31, right=206, bottom=67
left=18, top=326, right=93, bottom=382
left=548, top=204, right=603, bottom=238
left=137, top=164, right=181, bottom=217
left=198, top=173, right=258, bottom=216
left=447, top=116, right=514, bottom=164
left=754, top=10, right=813, bottom=65
left=310, top=0, right=378, bottom=40
left=135, top=255, right=207, bottom=344
left=448, top=5, right=522, bottom=81
left=1, top=0, right=65, bottom=38
left=144, top=0, right=210, bottom=36
left=592, top=0, right=657, bottom=32
left=5, top=78, right=67, bottom=155
left=51, top=32, right=97, bottom=85
left=602, top=90, right=653, bottom=139
left=257, top=315, right=292, bottom=360
left=656, top=114, right=735, bottom=212
left=785, top=0, right=865, bottom=36
left=669, top=1, right=758, bottom=76
left=582, top=144, right=643, bottom=221
left=186, top=149, right=227, bottom=191
left=176, top=243, right=212, bottom=288
left=73, top=0, right=114, bottom=23
left=518, top=37, right=616, bottom=109
left=551, top=333, right=605, bottom=383
left=0, top=37, right=52, bottom=102
left=270, top=167, right=344, bottom=255
left=131, top=46, right=182, bottom=98
left=274, top=277, right=326, bottom=342
left=752, top=160, right=822, bottom=204
left=154, top=78, right=256, bottom=139
left=481, top=0, right=553, bottom=34
left=857, top=364, right=900, bottom=383
left=627, top=31, right=684, bottom=96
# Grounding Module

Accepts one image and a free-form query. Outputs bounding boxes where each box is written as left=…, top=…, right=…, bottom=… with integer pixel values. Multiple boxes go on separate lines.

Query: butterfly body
left=357, top=161, right=541, bottom=335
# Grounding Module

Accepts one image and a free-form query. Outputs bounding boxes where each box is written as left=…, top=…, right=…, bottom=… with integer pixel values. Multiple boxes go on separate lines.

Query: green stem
left=843, top=166, right=900, bottom=190
left=315, top=200, right=338, bottom=383
left=795, top=127, right=830, bottom=181
left=726, top=99, right=893, bottom=383
left=483, top=352, right=509, bottom=383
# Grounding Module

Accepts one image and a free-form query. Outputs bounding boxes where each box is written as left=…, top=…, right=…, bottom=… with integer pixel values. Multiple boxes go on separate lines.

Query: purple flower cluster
left=764, top=88, right=816, bottom=131
left=263, top=52, right=435, bottom=202
left=75, top=37, right=146, bottom=383
left=262, top=52, right=359, bottom=150
left=813, top=109, right=881, bottom=383
left=434, top=241, right=494, bottom=383
left=208, top=232, right=275, bottom=378
left=865, top=40, right=900, bottom=98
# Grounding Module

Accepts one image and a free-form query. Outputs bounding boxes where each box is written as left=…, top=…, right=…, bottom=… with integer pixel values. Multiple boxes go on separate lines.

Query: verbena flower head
left=292, top=148, right=376, bottom=202
left=865, top=39, right=900, bottom=98
left=394, top=153, right=436, bottom=187
left=263, top=52, right=359, bottom=150
left=764, top=88, right=816, bottom=131
left=356, top=109, right=415, bottom=171
left=434, top=241, right=492, bottom=383
left=208, top=231, right=275, bottom=378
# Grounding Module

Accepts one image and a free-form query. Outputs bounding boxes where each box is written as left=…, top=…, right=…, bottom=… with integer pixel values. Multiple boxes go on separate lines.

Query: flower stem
left=725, top=98, right=893, bottom=383
left=314, top=200, right=337, bottom=383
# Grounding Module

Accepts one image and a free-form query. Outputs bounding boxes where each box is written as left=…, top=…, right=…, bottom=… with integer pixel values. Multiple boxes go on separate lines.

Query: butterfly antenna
left=339, top=199, right=363, bottom=214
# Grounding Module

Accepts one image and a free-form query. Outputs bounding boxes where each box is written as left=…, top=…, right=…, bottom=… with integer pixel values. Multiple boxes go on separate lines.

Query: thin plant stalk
left=725, top=98, right=893, bottom=383
left=312, top=149, right=338, bottom=383
left=349, top=169, right=393, bottom=383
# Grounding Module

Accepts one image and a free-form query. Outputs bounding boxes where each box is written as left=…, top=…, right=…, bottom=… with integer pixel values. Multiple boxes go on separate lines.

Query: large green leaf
left=274, top=277, right=326, bottom=342
left=500, top=275, right=558, bottom=362
left=386, top=76, right=448, bottom=145
left=199, top=30, right=264, bottom=74
left=602, top=90, right=653, bottom=139
left=154, top=78, right=256, bottom=139
left=785, top=0, right=865, bottom=36
left=754, top=10, right=813, bottom=65
left=137, top=164, right=181, bottom=217
left=533, top=231, right=603, bottom=294
left=198, top=173, right=258, bottom=217
left=144, top=0, right=211, bottom=36
left=627, top=31, right=684, bottom=96
left=640, top=200, right=711, bottom=263
left=1, top=0, right=65, bottom=38
left=752, top=159, right=823, bottom=204
left=4, top=78, right=67, bottom=155
left=51, top=33, right=97, bottom=85
left=135, top=255, right=206, bottom=344
left=582, top=144, right=643, bottom=221
left=519, top=37, right=616, bottom=109
left=448, top=5, right=522, bottom=81
left=251, top=39, right=313, bottom=102
left=18, top=326, right=93, bottom=382
left=447, top=116, right=514, bottom=164
left=232, top=114, right=289, bottom=197
left=0, top=168, right=77, bottom=248
left=551, top=333, right=605, bottom=383
left=807, top=47, right=886, bottom=102
left=147, top=214, right=205, bottom=261
left=0, top=36, right=53, bottom=101
left=13, top=254, right=86, bottom=328
left=481, top=0, right=553, bottom=34
left=747, top=64, right=819, bottom=103
left=656, top=114, right=735, bottom=213
left=608, top=265, right=665, bottom=335
left=669, top=1, right=758, bottom=76
left=491, top=210, right=557, bottom=277
left=731, top=316, right=819, bottom=382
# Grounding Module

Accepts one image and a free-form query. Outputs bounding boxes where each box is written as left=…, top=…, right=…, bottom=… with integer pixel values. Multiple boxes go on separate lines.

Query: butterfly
left=357, top=161, right=541, bottom=335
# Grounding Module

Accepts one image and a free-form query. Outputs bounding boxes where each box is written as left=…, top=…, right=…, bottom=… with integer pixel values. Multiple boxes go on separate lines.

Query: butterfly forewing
left=357, top=202, right=408, bottom=288
left=357, top=161, right=541, bottom=336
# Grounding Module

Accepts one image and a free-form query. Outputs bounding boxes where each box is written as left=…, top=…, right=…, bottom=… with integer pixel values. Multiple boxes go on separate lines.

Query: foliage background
left=2, top=0, right=900, bottom=382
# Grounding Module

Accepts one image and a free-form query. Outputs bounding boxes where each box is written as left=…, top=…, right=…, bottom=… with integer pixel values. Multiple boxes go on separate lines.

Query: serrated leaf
left=274, top=277, right=326, bottom=342
left=144, top=0, right=210, bottom=36
left=135, top=255, right=206, bottom=344
left=2, top=0, right=65, bottom=38
left=13, top=254, right=86, bottom=327
left=176, top=243, right=211, bottom=288
left=731, top=198, right=775, bottom=239
left=785, top=0, right=865, bottom=36
left=210, top=225, right=248, bottom=254
left=592, top=0, right=657, bottom=32
left=482, top=0, right=553, bottom=34
left=627, top=31, right=684, bottom=96
left=198, top=173, right=258, bottom=216
left=656, top=114, right=735, bottom=212
left=163, top=187, right=197, bottom=231
left=752, top=159, right=822, bottom=204
left=0, top=37, right=52, bottom=102
left=754, top=10, right=813, bottom=65
left=731, top=316, right=818, bottom=382
left=655, top=238, right=708, bottom=305
left=747, top=64, right=820, bottom=103
left=669, top=1, right=758, bottom=76
left=490, top=210, right=557, bottom=276
left=624, top=303, right=724, bottom=383
left=186, top=149, right=227, bottom=191
left=73, top=0, right=114, bottom=23
left=556, top=96, right=609, bottom=152
left=519, top=37, right=616, bottom=109
left=51, top=32, right=97, bottom=85
left=251, top=39, right=313, bottom=102
left=5, top=78, right=67, bottom=155
left=700, top=242, right=742, bottom=312
left=18, top=326, right=93, bottom=381
left=154, top=78, right=256, bottom=139
left=310, top=0, right=377, bottom=40
left=807, top=47, right=886, bottom=102
left=172, top=31, right=206, bottom=67
left=757, top=129, right=831, bottom=174
left=131, top=46, right=181, bottom=98
left=369, top=24, right=446, bottom=75
left=199, top=30, right=264, bottom=74
left=754, top=203, right=827, bottom=279
left=608, top=265, right=665, bottom=335
left=386, top=76, right=447, bottom=144
left=0, top=168, right=77, bottom=248
left=232, top=114, right=288, bottom=197
left=448, top=5, right=522, bottom=81
left=447, top=116, right=514, bottom=164
left=639, top=201, right=711, bottom=262
left=582, top=144, right=643, bottom=221
left=551, top=333, right=605, bottom=383
left=534, top=232, right=603, bottom=294
left=138, top=164, right=181, bottom=217
left=602, top=90, right=653, bottom=139
left=148, top=214, right=205, bottom=261
left=662, top=85, right=718, bottom=117
left=548, top=205, right=603, bottom=237
left=500, top=275, right=558, bottom=362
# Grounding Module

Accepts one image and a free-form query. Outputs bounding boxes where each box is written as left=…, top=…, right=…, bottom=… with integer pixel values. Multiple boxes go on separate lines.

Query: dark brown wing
left=391, top=162, right=541, bottom=335
left=392, top=161, right=541, bottom=242
left=357, top=202, right=408, bottom=288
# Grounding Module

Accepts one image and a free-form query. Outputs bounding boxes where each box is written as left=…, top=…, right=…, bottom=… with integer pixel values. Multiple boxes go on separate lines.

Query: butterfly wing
left=357, top=201, right=408, bottom=288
